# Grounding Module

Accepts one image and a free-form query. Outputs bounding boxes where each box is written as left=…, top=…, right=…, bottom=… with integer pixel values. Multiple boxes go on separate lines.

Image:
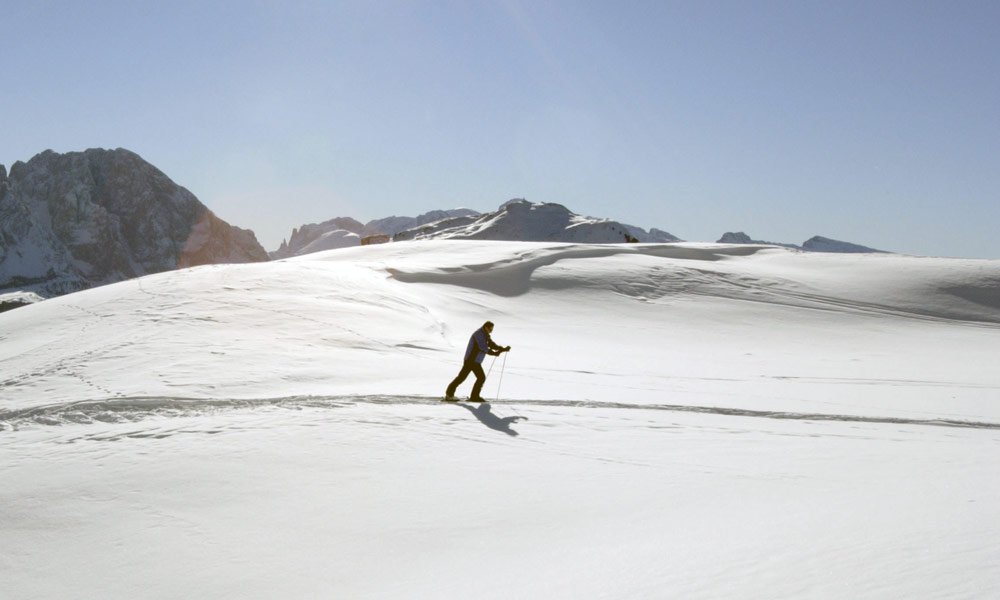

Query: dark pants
left=446, top=359, right=486, bottom=399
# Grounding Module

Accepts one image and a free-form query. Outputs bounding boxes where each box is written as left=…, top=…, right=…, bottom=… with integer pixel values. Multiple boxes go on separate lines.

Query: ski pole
left=495, top=351, right=507, bottom=402
left=494, top=351, right=526, bottom=421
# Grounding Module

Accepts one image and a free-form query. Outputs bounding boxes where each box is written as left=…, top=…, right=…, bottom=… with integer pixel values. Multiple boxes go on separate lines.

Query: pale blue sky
left=3, top=1, right=998, bottom=257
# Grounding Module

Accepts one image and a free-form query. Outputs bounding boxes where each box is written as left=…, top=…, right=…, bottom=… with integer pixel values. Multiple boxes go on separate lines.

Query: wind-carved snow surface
left=2, top=241, right=999, bottom=599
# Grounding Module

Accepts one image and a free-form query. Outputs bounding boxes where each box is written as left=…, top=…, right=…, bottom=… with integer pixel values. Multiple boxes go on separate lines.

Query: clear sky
left=3, top=0, right=998, bottom=258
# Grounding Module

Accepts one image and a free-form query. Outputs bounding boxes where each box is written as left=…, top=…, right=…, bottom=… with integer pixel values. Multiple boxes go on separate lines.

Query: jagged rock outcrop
left=717, top=231, right=799, bottom=249
left=626, top=225, right=681, bottom=243
left=272, top=209, right=481, bottom=259
left=271, top=217, right=365, bottom=259
left=0, top=148, right=268, bottom=298
left=718, top=232, right=756, bottom=244
left=0, top=164, right=9, bottom=202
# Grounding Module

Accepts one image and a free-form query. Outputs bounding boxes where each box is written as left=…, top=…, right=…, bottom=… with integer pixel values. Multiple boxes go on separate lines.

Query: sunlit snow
left=2, top=240, right=999, bottom=599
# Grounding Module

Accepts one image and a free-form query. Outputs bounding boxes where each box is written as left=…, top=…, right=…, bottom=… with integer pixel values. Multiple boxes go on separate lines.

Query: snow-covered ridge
left=393, top=199, right=681, bottom=244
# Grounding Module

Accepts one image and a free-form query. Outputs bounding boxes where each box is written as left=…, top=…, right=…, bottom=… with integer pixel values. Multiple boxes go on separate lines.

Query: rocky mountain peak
left=718, top=231, right=754, bottom=244
left=0, top=148, right=268, bottom=298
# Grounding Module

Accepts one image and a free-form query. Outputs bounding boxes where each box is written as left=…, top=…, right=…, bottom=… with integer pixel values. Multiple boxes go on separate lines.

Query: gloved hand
left=503, top=346, right=511, bottom=352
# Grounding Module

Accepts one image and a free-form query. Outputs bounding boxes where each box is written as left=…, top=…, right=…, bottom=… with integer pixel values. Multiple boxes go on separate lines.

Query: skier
left=444, top=321, right=510, bottom=402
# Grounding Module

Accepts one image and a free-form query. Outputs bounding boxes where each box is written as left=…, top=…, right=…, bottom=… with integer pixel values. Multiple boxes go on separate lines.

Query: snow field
left=2, top=240, right=999, bottom=598
left=2, top=399, right=998, bottom=599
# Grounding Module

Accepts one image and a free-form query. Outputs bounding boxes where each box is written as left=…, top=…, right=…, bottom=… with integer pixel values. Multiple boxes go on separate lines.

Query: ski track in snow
left=4, top=394, right=999, bottom=433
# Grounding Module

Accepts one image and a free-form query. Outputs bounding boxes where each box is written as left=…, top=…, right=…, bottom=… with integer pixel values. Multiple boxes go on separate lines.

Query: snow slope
left=2, top=241, right=999, bottom=599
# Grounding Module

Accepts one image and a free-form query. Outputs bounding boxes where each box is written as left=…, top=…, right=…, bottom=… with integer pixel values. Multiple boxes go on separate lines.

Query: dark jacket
left=464, top=327, right=502, bottom=364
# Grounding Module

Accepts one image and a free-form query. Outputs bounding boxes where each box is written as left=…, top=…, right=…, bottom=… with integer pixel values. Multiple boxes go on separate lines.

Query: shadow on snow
left=453, top=402, right=527, bottom=437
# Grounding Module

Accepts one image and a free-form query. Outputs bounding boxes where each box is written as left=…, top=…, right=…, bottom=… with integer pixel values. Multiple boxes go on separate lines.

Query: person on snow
left=445, top=321, right=510, bottom=402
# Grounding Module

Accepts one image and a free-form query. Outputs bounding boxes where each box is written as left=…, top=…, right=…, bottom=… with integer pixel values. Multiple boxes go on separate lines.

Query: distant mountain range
left=716, top=232, right=885, bottom=253
left=0, top=148, right=891, bottom=307
left=270, top=209, right=480, bottom=259
left=272, top=201, right=883, bottom=259
left=393, top=199, right=680, bottom=245
left=271, top=199, right=680, bottom=259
